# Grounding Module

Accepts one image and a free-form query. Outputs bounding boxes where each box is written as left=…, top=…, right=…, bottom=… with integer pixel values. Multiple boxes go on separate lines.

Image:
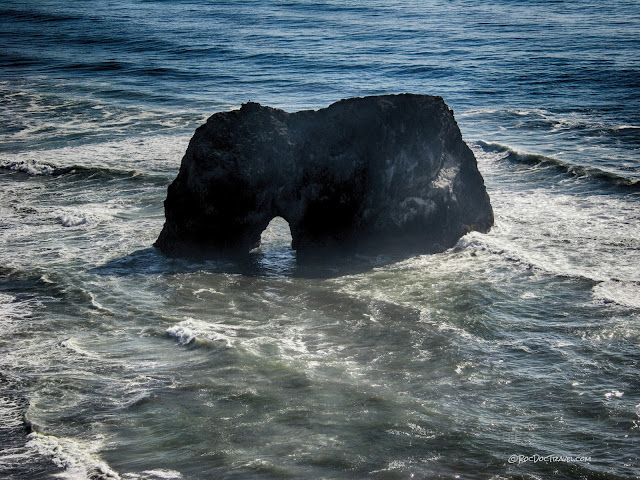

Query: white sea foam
left=0, top=159, right=63, bottom=176
left=0, top=292, right=32, bottom=321
left=460, top=108, right=617, bottom=136
left=57, top=213, right=88, bottom=228
left=0, top=395, right=34, bottom=472
left=166, top=322, right=196, bottom=345
left=122, top=470, right=183, bottom=479
left=592, top=281, right=640, bottom=309
left=0, top=447, right=33, bottom=471
left=278, top=323, right=311, bottom=356
left=455, top=361, right=474, bottom=375
left=604, top=390, right=624, bottom=399
left=468, top=145, right=640, bottom=285
left=192, top=288, right=223, bottom=296
left=0, top=292, right=35, bottom=336
left=59, top=338, right=104, bottom=361
left=166, top=318, right=234, bottom=348
left=0, top=134, right=189, bottom=178
left=0, top=82, right=198, bottom=153
left=26, top=431, right=120, bottom=479
left=458, top=108, right=553, bottom=118
left=0, top=396, right=25, bottom=433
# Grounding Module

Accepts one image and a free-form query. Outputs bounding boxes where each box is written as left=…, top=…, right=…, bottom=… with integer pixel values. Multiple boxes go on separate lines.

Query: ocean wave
left=56, top=213, right=87, bottom=228
left=591, top=280, right=640, bottom=310
left=122, top=469, right=183, bottom=479
left=0, top=265, right=103, bottom=312
left=0, top=158, right=162, bottom=183
left=461, top=107, right=640, bottom=137
left=26, top=432, right=120, bottom=480
left=0, top=391, right=39, bottom=477
left=0, top=82, right=199, bottom=155
left=0, top=160, right=74, bottom=176
left=166, top=318, right=234, bottom=349
left=454, top=232, right=640, bottom=294
left=459, top=107, right=554, bottom=118
left=477, top=141, right=639, bottom=189
left=0, top=291, right=35, bottom=326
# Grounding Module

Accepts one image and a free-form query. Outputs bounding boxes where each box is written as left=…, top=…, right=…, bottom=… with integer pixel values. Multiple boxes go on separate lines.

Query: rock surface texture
left=155, top=94, right=493, bottom=256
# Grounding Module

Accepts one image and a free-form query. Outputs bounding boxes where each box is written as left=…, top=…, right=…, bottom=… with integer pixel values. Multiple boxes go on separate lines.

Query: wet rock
left=155, top=94, right=493, bottom=256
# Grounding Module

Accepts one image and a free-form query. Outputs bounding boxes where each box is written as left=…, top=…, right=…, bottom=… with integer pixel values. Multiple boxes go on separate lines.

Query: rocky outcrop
left=155, top=94, right=493, bottom=256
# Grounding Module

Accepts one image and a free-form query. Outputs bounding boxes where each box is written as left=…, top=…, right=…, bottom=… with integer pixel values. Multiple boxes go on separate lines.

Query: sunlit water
left=1, top=1, right=639, bottom=479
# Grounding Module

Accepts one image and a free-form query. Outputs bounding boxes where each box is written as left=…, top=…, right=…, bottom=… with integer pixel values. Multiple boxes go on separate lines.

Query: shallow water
left=1, top=1, right=639, bottom=479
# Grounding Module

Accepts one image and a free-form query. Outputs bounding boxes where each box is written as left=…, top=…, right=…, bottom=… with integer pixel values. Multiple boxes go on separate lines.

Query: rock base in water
left=155, top=94, right=493, bottom=256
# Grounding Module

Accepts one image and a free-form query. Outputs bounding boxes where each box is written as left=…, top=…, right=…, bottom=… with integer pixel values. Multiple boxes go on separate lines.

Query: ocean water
left=1, top=1, right=639, bottom=479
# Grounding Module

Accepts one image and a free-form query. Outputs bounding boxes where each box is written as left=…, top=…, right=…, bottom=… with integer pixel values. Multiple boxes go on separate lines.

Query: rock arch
left=155, top=94, right=493, bottom=257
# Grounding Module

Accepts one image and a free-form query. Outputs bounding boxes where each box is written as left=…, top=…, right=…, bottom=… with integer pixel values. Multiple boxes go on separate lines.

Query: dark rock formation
left=155, top=94, right=493, bottom=256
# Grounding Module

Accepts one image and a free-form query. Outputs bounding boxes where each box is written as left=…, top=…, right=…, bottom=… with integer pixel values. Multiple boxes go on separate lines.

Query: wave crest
left=477, top=141, right=639, bottom=189
left=166, top=319, right=234, bottom=349
left=0, top=159, right=165, bottom=183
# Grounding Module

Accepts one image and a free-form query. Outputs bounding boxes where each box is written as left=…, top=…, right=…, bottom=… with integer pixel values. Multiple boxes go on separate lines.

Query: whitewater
left=1, top=1, right=639, bottom=479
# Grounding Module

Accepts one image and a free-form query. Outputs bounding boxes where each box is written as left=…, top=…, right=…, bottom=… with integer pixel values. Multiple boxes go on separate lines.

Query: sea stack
left=155, top=94, right=493, bottom=256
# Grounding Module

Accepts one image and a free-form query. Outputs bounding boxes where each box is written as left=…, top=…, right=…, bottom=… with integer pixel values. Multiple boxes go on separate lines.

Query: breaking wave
left=0, top=159, right=162, bottom=182
left=477, top=141, right=640, bottom=189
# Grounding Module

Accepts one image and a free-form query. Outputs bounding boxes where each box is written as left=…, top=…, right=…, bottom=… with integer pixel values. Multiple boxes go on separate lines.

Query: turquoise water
left=1, top=1, right=639, bottom=478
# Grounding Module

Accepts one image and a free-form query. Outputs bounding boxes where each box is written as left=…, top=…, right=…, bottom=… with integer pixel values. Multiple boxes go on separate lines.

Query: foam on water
left=475, top=141, right=640, bottom=187
left=26, top=432, right=120, bottom=480
left=0, top=396, right=25, bottom=433
left=0, top=82, right=200, bottom=152
left=57, top=212, right=88, bottom=228
left=122, top=470, right=182, bottom=480
left=0, top=291, right=65, bottom=478
left=0, top=395, right=34, bottom=476
left=0, top=292, right=33, bottom=327
left=166, top=318, right=234, bottom=348
left=0, top=159, right=73, bottom=176
left=0, top=139, right=172, bottom=275
left=0, top=134, right=189, bottom=178
left=469, top=144, right=640, bottom=285
left=591, top=281, right=640, bottom=310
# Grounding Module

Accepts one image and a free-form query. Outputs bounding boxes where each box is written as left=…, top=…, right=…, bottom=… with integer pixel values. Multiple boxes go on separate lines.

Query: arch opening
left=258, top=216, right=293, bottom=250
left=254, top=216, right=296, bottom=276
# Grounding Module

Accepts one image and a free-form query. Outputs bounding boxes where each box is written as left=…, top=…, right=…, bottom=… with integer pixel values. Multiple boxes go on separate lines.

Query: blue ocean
left=1, top=1, right=639, bottom=478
